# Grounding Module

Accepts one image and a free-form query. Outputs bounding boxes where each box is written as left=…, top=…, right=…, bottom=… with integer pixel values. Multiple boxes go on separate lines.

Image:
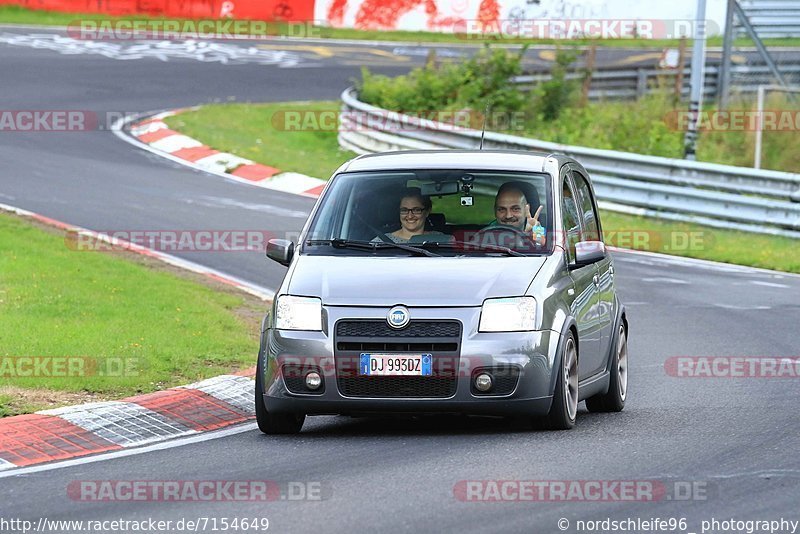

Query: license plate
left=359, top=353, right=433, bottom=376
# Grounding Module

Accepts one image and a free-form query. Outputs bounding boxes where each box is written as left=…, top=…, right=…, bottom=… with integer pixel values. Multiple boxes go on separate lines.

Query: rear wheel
left=537, top=332, right=578, bottom=430
left=255, top=355, right=305, bottom=434
left=586, top=323, right=627, bottom=413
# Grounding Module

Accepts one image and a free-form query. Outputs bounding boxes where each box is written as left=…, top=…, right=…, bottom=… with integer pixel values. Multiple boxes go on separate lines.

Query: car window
left=562, top=176, right=581, bottom=260
left=303, top=170, right=553, bottom=256
left=571, top=171, right=601, bottom=243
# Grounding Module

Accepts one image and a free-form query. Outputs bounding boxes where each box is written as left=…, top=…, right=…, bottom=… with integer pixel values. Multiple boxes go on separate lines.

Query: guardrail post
left=636, top=69, right=648, bottom=99
left=581, top=45, right=596, bottom=106
left=718, top=0, right=736, bottom=108
left=675, top=37, right=688, bottom=100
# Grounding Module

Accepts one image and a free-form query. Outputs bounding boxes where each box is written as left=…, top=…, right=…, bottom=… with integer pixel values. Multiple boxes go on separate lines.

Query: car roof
left=339, top=150, right=571, bottom=174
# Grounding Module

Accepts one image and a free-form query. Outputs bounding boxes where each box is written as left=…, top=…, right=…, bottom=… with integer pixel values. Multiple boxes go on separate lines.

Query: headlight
left=479, top=297, right=536, bottom=332
left=275, top=295, right=323, bottom=331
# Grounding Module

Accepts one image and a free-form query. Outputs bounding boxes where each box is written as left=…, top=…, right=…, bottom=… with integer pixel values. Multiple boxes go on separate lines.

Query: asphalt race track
left=1, top=25, right=799, bottom=533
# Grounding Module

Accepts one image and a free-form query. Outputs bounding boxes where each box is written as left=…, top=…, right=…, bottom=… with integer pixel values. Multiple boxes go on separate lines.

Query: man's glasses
left=399, top=207, right=426, bottom=215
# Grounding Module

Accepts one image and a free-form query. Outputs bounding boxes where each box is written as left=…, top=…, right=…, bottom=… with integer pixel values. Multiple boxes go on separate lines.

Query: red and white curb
left=0, top=202, right=271, bottom=471
left=123, top=110, right=327, bottom=198
left=0, top=374, right=255, bottom=470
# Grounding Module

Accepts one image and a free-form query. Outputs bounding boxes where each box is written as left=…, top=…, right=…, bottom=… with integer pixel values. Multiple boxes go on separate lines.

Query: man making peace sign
left=487, top=182, right=547, bottom=246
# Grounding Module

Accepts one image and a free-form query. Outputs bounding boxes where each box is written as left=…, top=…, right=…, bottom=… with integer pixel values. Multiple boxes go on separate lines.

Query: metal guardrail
left=512, top=64, right=800, bottom=101
left=338, top=87, right=800, bottom=238
left=736, top=0, right=800, bottom=39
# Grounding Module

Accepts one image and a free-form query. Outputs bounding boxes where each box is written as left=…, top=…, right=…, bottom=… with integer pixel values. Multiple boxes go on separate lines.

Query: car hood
left=286, top=255, right=547, bottom=307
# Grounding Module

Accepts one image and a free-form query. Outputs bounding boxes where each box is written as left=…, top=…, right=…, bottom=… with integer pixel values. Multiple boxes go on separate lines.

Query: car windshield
left=303, top=169, right=553, bottom=257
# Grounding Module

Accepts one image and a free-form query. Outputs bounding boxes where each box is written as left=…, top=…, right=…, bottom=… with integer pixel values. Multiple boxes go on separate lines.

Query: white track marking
left=0, top=458, right=15, bottom=471
left=130, top=120, right=168, bottom=136
left=188, top=196, right=309, bottom=218
left=0, top=423, right=258, bottom=479
left=749, top=280, right=791, bottom=288
left=714, top=304, right=772, bottom=310
left=260, top=172, right=328, bottom=194
left=610, top=248, right=800, bottom=279
left=193, top=153, right=254, bottom=174
left=0, top=33, right=305, bottom=66
left=149, top=134, right=203, bottom=152
left=641, top=277, right=690, bottom=284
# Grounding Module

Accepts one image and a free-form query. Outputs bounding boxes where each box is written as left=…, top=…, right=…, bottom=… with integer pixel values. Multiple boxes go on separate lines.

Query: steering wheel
left=353, top=213, right=393, bottom=243
left=471, top=225, right=541, bottom=250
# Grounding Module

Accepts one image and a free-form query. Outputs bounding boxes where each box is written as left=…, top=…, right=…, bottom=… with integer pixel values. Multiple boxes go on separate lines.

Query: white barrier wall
left=314, top=0, right=726, bottom=37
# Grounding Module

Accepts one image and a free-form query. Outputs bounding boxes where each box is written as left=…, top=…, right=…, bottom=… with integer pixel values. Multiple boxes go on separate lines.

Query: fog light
left=305, top=371, right=322, bottom=390
left=475, top=373, right=493, bottom=392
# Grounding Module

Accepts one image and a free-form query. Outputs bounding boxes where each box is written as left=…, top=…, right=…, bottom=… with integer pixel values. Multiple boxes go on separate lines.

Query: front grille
left=337, top=342, right=458, bottom=352
left=335, top=319, right=461, bottom=398
left=337, top=376, right=456, bottom=398
left=336, top=320, right=460, bottom=338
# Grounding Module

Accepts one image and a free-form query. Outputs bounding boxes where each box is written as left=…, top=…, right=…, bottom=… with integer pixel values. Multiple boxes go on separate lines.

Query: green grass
left=3, top=5, right=800, bottom=48
left=164, top=101, right=800, bottom=274
left=600, top=211, right=800, bottom=273
left=0, top=212, right=262, bottom=416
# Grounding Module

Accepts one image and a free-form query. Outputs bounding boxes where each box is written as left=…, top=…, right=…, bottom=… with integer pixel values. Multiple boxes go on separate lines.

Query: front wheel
left=537, top=332, right=578, bottom=430
left=255, top=355, right=305, bottom=434
left=586, top=323, right=627, bottom=413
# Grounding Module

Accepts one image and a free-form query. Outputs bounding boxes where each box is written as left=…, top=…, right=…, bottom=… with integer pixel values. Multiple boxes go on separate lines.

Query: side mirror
left=266, top=239, right=294, bottom=266
left=573, top=241, right=606, bottom=268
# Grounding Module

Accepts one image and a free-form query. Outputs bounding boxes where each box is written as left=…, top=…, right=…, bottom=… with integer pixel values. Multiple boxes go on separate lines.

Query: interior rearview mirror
left=419, top=181, right=459, bottom=196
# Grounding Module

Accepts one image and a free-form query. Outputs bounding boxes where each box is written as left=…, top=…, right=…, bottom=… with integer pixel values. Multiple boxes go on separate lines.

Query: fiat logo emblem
left=387, top=305, right=410, bottom=329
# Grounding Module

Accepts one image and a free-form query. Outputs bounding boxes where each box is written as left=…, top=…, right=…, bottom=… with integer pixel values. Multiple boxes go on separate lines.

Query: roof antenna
left=479, top=102, right=489, bottom=150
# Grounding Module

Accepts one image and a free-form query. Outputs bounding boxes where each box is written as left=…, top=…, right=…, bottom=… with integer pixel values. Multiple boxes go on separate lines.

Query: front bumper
left=261, top=305, right=561, bottom=417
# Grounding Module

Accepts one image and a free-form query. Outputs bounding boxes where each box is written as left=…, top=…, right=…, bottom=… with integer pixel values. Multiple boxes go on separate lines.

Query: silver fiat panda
left=257, top=150, right=628, bottom=433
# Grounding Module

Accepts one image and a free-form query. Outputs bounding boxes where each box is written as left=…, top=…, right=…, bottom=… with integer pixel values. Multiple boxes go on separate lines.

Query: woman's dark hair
left=399, top=187, right=432, bottom=211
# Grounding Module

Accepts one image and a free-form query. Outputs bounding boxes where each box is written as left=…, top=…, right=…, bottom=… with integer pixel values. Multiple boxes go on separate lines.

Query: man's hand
left=524, top=205, right=546, bottom=246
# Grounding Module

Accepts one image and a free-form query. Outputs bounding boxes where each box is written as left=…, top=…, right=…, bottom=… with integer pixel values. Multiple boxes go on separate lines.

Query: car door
left=571, top=168, right=613, bottom=376
left=561, top=169, right=601, bottom=380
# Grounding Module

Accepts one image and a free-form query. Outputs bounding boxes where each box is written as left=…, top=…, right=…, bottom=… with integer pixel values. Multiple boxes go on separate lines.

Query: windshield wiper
left=417, top=240, right=526, bottom=257
left=305, top=239, right=439, bottom=257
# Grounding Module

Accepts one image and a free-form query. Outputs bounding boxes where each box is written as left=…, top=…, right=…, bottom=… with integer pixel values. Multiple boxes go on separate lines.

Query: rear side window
left=572, top=171, right=601, bottom=242
left=561, top=178, right=581, bottom=260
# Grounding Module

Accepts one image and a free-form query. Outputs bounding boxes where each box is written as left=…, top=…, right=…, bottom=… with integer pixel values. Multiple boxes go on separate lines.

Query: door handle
left=593, top=274, right=600, bottom=286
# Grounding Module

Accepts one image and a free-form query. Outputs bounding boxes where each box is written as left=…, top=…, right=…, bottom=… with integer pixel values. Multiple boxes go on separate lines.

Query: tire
left=586, top=323, right=627, bottom=413
left=255, top=354, right=305, bottom=435
left=538, top=331, right=578, bottom=430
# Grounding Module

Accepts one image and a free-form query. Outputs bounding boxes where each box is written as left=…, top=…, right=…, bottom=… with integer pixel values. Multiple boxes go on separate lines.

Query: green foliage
left=358, top=46, right=528, bottom=114
left=529, top=48, right=579, bottom=121
left=362, top=52, right=797, bottom=172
